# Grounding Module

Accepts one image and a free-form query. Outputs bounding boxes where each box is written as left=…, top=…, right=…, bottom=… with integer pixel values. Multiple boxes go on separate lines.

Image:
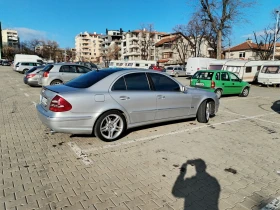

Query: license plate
left=41, top=97, right=47, bottom=106
left=196, top=83, right=204, bottom=86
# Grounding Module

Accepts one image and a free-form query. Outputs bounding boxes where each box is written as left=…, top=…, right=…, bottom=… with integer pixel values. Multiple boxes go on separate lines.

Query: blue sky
left=0, top=0, right=279, bottom=48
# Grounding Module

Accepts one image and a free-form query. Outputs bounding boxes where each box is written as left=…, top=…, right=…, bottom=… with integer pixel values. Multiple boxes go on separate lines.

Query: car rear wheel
left=23, top=69, right=28, bottom=74
left=214, top=89, right=222, bottom=99
left=197, top=100, right=210, bottom=123
left=94, top=110, right=126, bottom=142
left=50, top=80, right=62, bottom=85
left=174, top=73, right=179, bottom=77
left=240, top=87, right=249, bottom=97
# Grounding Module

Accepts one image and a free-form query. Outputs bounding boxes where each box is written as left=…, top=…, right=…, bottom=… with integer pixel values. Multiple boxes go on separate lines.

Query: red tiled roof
left=155, top=36, right=178, bottom=47
left=227, top=41, right=280, bottom=51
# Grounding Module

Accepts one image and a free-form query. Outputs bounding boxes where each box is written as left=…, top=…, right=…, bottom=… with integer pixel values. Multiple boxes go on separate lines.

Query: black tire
left=50, top=80, right=63, bottom=85
left=214, top=89, right=222, bottom=99
left=240, top=87, right=249, bottom=97
left=197, top=100, right=210, bottom=123
left=175, top=73, right=179, bottom=77
left=94, top=110, right=126, bottom=142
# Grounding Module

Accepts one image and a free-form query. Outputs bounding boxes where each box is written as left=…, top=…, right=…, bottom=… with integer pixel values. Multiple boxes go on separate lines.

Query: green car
left=190, top=70, right=250, bottom=99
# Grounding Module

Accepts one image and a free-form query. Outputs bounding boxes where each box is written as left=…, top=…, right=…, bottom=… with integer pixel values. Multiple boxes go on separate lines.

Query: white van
left=186, top=57, right=216, bottom=77
left=258, top=61, right=280, bottom=85
left=109, top=60, right=157, bottom=69
left=223, top=60, right=265, bottom=82
left=13, top=54, right=44, bottom=70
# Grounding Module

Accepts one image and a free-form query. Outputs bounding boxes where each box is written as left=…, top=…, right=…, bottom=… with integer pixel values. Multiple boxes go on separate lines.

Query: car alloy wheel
left=96, top=111, right=125, bottom=141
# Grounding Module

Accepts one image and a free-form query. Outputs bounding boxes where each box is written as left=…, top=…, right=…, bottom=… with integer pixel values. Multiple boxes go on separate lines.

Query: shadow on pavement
left=172, top=159, right=220, bottom=210
left=271, top=100, right=280, bottom=113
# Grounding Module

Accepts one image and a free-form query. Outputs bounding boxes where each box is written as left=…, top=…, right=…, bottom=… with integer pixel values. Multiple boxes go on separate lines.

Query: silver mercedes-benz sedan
left=36, top=68, right=219, bottom=141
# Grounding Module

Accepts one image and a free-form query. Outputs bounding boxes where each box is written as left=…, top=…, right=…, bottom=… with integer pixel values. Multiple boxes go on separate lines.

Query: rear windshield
left=192, top=71, right=214, bottom=80
left=64, top=69, right=118, bottom=88
left=26, top=67, right=37, bottom=74
left=42, top=64, right=54, bottom=72
left=208, top=65, right=223, bottom=70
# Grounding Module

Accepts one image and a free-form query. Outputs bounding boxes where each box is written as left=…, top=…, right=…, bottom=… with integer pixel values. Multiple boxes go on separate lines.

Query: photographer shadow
left=172, top=159, right=220, bottom=210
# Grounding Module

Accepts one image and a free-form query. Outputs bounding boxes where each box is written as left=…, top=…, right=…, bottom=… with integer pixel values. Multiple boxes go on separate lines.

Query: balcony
left=129, top=36, right=139, bottom=41
left=127, top=51, right=140, bottom=55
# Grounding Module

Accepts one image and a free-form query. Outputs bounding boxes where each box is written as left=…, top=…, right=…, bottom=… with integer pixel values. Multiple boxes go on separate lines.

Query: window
left=59, top=65, right=76, bottom=73
left=229, top=73, right=240, bottom=81
left=149, top=73, right=180, bottom=91
left=221, top=72, right=230, bottom=81
left=163, top=52, right=173, bottom=59
left=261, top=66, right=279, bottom=74
left=245, top=67, right=252, bottom=73
left=192, top=72, right=214, bottom=80
left=208, top=65, right=223, bottom=70
left=76, top=66, right=91, bottom=73
left=124, top=73, right=150, bottom=91
left=257, top=66, right=261, bottom=71
left=239, top=52, right=245, bottom=58
left=136, top=63, right=140, bottom=67
left=215, top=72, right=220, bottom=80
left=112, top=77, right=126, bottom=91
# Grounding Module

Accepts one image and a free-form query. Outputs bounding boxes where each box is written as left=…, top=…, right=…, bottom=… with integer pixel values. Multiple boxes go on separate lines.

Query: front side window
left=124, top=73, right=150, bottom=91
left=229, top=73, right=240, bottom=81
left=221, top=72, right=230, bottom=81
left=149, top=73, right=180, bottom=91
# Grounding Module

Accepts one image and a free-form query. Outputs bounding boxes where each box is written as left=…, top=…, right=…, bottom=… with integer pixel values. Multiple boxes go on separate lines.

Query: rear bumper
left=36, top=104, right=96, bottom=134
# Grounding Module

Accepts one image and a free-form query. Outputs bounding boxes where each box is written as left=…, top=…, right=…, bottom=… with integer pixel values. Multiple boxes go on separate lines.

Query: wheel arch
left=50, top=79, right=63, bottom=85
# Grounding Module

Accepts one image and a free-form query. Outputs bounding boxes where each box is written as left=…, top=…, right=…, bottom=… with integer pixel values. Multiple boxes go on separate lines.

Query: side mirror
left=181, top=86, right=187, bottom=92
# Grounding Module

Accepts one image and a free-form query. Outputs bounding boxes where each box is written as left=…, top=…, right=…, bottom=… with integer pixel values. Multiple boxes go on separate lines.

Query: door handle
left=157, top=95, right=166, bottom=99
left=222, top=83, right=225, bottom=85
left=232, top=83, right=234, bottom=85
left=119, top=96, right=130, bottom=100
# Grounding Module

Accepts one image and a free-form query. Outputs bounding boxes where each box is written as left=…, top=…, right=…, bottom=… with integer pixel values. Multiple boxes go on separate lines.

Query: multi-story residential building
left=2, top=29, right=19, bottom=48
left=121, top=29, right=166, bottom=61
left=155, top=33, right=212, bottom=66
left=101, top=28, right=123, bottom=61
left=75, top=31, right=103, bottom=63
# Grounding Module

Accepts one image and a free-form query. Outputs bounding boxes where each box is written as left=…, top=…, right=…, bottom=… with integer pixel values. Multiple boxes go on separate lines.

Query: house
left=224, top=39, right=280, bottom=60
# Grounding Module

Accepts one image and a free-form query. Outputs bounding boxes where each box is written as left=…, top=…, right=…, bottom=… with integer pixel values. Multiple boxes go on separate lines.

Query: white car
left=165, top=66, right=186, bottom=77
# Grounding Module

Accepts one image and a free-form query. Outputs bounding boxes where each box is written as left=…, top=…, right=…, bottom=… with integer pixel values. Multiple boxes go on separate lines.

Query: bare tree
left=101, top=43, right=121, bottom=67
left=197, top=0, right=255, bottom=59
left=138, top=24, right=155, bottom=60
left=2, top=46, right=18, bottom=60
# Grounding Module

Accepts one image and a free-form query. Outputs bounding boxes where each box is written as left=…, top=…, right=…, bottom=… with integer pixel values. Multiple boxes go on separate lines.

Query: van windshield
left=192, top=71, right=214, bottom=80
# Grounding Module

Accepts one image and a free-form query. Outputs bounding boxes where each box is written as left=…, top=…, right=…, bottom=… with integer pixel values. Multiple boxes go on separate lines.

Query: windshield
left=192, top=71, right=214, bottom=80
left=64, top=69, right=119, bottom=88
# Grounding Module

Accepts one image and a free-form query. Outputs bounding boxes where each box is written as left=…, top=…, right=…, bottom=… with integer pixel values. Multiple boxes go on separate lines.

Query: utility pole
left=64, top=49, right=66, bottom=62
left=0, top=21, right=3, bottom=59
left=273, top=10, right=279, bottom=61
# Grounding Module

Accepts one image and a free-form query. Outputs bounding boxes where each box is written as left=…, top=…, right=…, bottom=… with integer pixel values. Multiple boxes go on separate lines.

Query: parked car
left=15, top=62, right=41, bottom=74
left=190, top=70, right=250, bottom=99
left=38, top=63, right=92, bottom=86
left=2, top=60, right=11, bottom=66
left=75, top=62, right=98, bottom=70
left=165, top=66, right=186, bottom=77
left=36, top=68, right=219, bottom=142
left=23, top=66, right=45, bottom=87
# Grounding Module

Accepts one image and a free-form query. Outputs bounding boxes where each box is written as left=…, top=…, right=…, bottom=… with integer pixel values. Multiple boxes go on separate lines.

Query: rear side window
left=124, top=73, right=150, bottom=91
left=221, top=72, right=230, bottom=81
left=112, top=77, right=126, bottom=91
left=60, top=65, right=76, bottom=73
left=192, top=71, right=214, bottom=80
left=166, top=67, right=174, bottom=70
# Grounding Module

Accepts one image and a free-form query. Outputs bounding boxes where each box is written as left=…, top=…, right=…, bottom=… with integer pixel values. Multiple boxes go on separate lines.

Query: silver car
left=36, top=68, right=219, bottom=141
left=23, top=66, right=45, bottom=86
left=38, top=63, right=92, bottom=86
left=15, top=62, right=41, bottom=74
left=165, top=66, right=186, bottom=77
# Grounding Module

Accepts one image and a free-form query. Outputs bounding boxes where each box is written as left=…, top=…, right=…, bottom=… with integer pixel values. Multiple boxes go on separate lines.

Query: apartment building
left=2, top=29, right=20, bottom=48
left=121, top=29, right=166, bottom=61
left=155, top=33, right=212, bottom=65
left=101, top=28, right=123, bottom=60
left=75, top=31, right=103, bottom=63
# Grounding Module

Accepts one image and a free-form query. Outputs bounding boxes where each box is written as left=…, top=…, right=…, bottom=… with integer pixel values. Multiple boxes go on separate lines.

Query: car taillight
left=197, top=68, right=200, bottom=70
left=49, top=95, right=72, bottom=112
left=211, top=80, right=215, bottom=89
left=26, top=74, right=36, bottom=78
left=43, top=71, right=49, bottom=77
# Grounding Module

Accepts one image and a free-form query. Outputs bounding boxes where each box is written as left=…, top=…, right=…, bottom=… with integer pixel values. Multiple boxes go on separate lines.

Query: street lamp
left=273, top=10, right=279, bottom=61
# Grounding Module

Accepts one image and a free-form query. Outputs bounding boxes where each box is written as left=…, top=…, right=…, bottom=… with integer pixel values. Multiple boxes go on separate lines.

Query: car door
left=148, top=73, right=192, bottom=120
left=228, top=72, right=243, bottom=94
left=59, top=65, right=77, bottom=82
left=109, top=72, right=157, bottom=124
left=220, top=72, right=232, bottom=94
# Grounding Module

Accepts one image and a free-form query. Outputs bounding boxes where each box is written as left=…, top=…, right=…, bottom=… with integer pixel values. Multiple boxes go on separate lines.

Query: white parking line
left=24, top=93, right=29, bottom=97
left=67, top=142, right=93, bottom=165
left=81, top=112, right=277, bottom=154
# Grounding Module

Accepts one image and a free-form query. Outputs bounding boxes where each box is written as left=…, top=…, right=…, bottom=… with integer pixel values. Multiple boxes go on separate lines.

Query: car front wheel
left=94, top=110, right=126, bottom=141
left=240, top=87, right=249, bottom=97
left=197, top=100, right=210, bottom=123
